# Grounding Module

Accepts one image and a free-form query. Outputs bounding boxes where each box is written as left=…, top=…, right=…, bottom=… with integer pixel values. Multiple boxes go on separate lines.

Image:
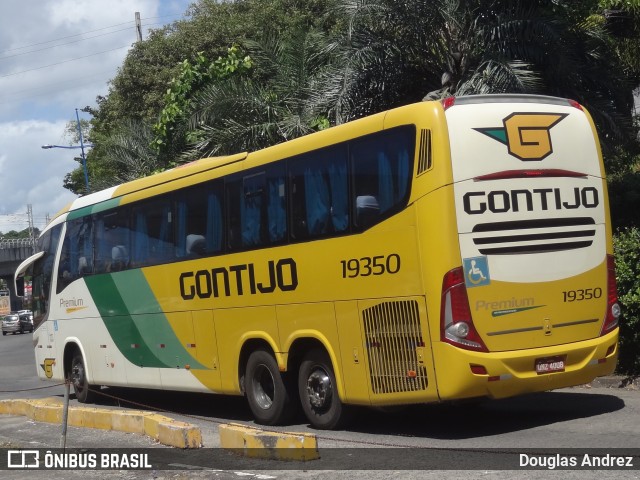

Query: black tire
left=69, top=351, right=96, bottom=403
left=298, top=349, right=349, bottom=430
left=245, top=349, right=294, bottom=425
left=2, top=332, right=6, bottom=336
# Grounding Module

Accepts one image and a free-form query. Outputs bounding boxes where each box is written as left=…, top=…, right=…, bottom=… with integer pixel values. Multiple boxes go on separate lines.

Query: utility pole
left=135, top=12, right=142, bottom=42
left=27, top=204, right=35, bottom=254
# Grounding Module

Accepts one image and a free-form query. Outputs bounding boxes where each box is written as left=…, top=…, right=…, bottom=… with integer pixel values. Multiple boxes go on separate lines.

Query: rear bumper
left=432, top=329, right=619, bottom=401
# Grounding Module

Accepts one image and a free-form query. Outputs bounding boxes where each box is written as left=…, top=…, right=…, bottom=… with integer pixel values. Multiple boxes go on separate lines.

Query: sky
left=0, top=0, right=194, bottom=234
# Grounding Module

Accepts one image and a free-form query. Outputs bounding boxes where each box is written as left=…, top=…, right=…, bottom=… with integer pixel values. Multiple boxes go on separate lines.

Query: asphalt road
left=1, top=330, right=639, bottom=479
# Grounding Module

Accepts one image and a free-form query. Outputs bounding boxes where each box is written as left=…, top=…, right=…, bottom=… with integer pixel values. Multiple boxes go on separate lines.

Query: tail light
left=440, top=267, right=488, bottom=352
left=601, top=254, right=621, bottom=335
left=441, top=96, right=456, bottom=110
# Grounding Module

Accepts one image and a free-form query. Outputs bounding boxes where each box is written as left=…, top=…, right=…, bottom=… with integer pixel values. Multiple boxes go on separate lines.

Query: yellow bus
left=16, top=94, right=620, bottom=429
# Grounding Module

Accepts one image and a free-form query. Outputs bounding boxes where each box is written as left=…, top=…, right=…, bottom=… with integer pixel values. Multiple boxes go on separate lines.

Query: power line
left=0, top=71, right=114, bottom=107
left=0, top=14, right=184, bottom=56
left=0, top=20, right=135, bottom=55
left=0, top=45, right=130, bottom=79
left=0, top=27, right=134, bottom=62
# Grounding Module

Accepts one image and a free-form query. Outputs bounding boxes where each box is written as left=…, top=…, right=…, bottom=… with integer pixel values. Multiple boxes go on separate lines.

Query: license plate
left=535, top=355, right=566, bottom=374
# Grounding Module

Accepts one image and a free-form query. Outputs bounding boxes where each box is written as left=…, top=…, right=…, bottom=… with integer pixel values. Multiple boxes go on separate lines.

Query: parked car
left=2, top=312, right=33, bottom=335
left=18, top=312, right=34, bottom=333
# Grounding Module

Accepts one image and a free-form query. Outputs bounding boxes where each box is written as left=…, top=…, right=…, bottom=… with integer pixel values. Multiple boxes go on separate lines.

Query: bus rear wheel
left=69, top=351, right=96, bottom=403
left=298, top=349, right=348, bottom=430
left=245, top=349, right=294, bottom=425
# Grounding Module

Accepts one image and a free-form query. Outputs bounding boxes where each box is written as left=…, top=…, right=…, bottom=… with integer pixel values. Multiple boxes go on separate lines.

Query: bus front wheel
left=298, top=349, right=348, bottom=430
left=245, top=349, right=293, bottom=425
left=69, top=351, right=96, bottom=404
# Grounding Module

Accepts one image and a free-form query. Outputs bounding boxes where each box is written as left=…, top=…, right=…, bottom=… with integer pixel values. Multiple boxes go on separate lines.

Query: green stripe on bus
left=84, top=271, right=205, bottom=370
left=67, top=198, right=121, bottom=221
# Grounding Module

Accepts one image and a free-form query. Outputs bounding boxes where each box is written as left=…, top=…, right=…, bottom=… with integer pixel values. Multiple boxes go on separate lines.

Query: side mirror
left=15, top=276, right=24, bottom=297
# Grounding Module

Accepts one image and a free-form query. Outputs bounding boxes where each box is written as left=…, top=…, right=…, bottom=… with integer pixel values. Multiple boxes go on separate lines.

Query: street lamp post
left=41, top=108, right=93, bottom=192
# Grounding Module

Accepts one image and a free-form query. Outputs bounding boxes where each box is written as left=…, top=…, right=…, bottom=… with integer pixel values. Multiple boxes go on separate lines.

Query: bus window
left=57, top=217, right=93, bottom=293
left=175, top=180, right=224, bottom=257
left=227, top=164, right=286, bottom=250
left=94, top=209, right=131, bottom=273
left=290, top=145, right=348, bottom=239
left=131, top=199, right=174, bottom=267
left=32, top=223, right=62, bottom=324
left=351, top=127, right=413, bottom=229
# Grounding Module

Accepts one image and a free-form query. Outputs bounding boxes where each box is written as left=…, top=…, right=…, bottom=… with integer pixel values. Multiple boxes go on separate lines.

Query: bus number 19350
left=340, top=254, right=401, bottom=278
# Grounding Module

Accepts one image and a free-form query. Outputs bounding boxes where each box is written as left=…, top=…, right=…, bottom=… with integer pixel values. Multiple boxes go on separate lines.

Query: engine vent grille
left=362, top=300, right=428, bottom=394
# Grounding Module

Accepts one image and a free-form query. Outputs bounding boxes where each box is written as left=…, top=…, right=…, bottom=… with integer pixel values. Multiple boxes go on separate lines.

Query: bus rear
left=435, top=95, right=620, bottom=400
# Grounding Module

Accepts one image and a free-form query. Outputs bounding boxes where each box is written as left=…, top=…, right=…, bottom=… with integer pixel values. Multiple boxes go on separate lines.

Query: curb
left=219, top=423, right=319, bottom=461
left=581, top=375, right=640, bottom=390
left=0, top=398, right=201, bottom=449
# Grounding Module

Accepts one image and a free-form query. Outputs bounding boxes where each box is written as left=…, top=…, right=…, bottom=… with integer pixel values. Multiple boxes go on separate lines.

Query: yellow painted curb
left=219, top=423, right=319, bottom=461
left=0, top=398, right=201, bottom=449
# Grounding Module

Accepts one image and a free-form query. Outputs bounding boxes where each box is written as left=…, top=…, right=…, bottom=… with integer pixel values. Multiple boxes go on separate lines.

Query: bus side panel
left=216, top=305, right=280, bottom=394
left=334, top=300, right=371, bottom=405
left=277, top=302, right=344, bottom=396
left=414, top=185, right=462, bottom=385
left=189, top=309, right=222, bottom=391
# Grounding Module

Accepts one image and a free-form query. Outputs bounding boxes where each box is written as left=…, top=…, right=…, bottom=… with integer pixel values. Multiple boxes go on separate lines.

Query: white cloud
left=0, top=0, right=192, bottom=234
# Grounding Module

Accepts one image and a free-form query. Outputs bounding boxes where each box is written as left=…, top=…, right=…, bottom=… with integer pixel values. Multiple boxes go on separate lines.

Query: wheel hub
left=71, top=363, right=84, bottom=388
left=306, top=368, right=332, bottom=408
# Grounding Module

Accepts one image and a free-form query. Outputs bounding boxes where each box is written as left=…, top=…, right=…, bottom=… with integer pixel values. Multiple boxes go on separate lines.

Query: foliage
left=613, top=227, right=640, bottom=375
left=607, top=153, right=640, bottom=230
left=70, top=0, right=334, bottom=194
left=0, top=228, right=40, bottom=239
left=151, top=46, right=252, bottom=162
left=186, top=29, right=333, bottom=158
left=324, top=0, right=638, bottom=155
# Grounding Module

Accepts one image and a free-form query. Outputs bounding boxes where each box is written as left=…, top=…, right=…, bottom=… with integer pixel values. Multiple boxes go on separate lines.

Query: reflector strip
left=474, top=169, right=587, bottom=181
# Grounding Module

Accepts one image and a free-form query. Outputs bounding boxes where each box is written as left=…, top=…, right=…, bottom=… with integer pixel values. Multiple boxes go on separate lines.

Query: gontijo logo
left=474, top=113, right=568, bottom=161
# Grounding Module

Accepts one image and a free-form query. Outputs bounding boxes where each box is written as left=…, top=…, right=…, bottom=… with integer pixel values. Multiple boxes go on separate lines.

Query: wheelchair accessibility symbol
left=463, top=256, right=491, bottom=288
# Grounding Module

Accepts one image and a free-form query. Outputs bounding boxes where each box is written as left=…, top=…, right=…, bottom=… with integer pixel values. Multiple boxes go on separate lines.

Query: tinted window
left=176, top=181, right=224, bottom=258
left=351, top=127, right=414, bottom=229
left=57, top=217, right=93, bottom=293
left=290, top=145, right=349, bottom=239
left=227, top=164, right=286, bottom=250
left=131, top=199, right=174, bottom=267
left=94, top=208, right=131, bottom=273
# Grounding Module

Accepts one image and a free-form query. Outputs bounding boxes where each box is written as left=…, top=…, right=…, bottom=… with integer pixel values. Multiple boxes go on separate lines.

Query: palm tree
left=96, top=119, right=163, bottom=187
left=186, top=29, right=335, bottom=158
left=323, top=0, right=636, bottom=152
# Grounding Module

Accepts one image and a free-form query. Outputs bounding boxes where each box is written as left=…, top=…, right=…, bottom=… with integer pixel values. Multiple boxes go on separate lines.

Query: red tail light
left=440, top=267, right=488, bottom=352
left=601, top=254, right=621, bottom=335
left=441, top=96, right=456, bottom=110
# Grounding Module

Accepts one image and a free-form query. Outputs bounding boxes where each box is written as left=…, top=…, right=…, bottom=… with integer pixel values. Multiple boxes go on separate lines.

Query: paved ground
left=0, top=375, right=638, bottom=479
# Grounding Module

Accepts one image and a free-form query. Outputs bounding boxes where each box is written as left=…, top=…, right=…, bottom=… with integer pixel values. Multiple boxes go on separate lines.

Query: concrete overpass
left=0, top=238, right=36, bottom=311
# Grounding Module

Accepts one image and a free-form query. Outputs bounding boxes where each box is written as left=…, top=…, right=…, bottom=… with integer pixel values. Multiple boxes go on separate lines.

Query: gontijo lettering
left=180, top=257, right=298, bottom=300
left=463, top=187, right=599, bottom=215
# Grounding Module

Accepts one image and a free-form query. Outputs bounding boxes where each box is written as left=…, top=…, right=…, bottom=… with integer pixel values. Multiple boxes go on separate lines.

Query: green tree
left=76, top=0, right=334, bottom=192
left=152, top=46, right=253, bottom=163
left=614, top=227, right=640, bottom=375
left=323, top=0, right=638, bottom=154
left=186, top=29, right=333, bottom=158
